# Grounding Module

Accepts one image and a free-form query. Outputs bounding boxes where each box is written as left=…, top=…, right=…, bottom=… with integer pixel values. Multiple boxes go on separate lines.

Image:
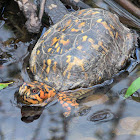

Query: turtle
left=19, top=8, right=135, bottom=116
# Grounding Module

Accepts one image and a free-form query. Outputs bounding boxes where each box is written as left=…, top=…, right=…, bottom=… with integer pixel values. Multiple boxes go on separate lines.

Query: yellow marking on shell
left=40, top=40, right=44, bottom=43
left=43, top=45, right=46, bottom=48
left=92, top=11, right=100, bottom=15
left=85, top=73, right=88, bottom=80
left=46, top=59, right=51, bottom=74
left=48, top=48, right=52, bottom=52
left=82, top=35, right=88, bottom=42
left=54, top=42, right=59, bottom=48
left=98, top=41, right=108, bottom=54
left=75, top=19, right=79, bottom=23
left=66, top=55, right=71, bottom=63
left=56, top=47, right=60, bottom=52
left=53, top=61, right=57, bottom=72
left=60, top=49, right=63, bottom=54
left=101, top=21, right=114, bottom=38
left=37, top=50, right=40, bottom=55
left=77, top=45, right=82, bottom=50
left=115, top=32, right=118, bottom=39
left=42, top=60, right=46, bottom=72
left=78, top=22, right=85, bottom=28
left=67, top=73, right=71, bottom=79
left=61, top=28, right=66, bottom=32
left=31, top=55, right=37, bottom=73
left=97, top=19, right=114, bottom=38
left=97, top=19, right=102, bottom=23
left=60, top=39, right=70, bottom=46
left=110, top=24, right=115, bottom=29
left=65, top=19, right=72, bottom=27
left=51, top=37, right=59, bottom=46
left=83, top=9, right=92, bottom=15
left=63, top=56, right=85, bottom=80
left=33, top=65, right=36, bottom=73
left=77, top=9, right=86, bottom=15
left=43, top=29, right=51, bottom=37
left=71, top=28, right=79, bottom=32
left=88, top=38, right=99, bottom=51
left=45, top=77, right=48, bottom=81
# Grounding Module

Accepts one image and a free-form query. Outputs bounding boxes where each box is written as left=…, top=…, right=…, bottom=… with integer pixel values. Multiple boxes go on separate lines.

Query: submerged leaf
left=0, top=82, right=13, bottom=90
left=125, top=77, right=140, bottom=98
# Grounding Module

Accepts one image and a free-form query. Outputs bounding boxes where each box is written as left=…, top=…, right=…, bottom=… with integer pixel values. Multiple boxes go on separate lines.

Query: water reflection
left=87, top=109, right=115, bottom=123
left=21, top=106, right=44, bottom=123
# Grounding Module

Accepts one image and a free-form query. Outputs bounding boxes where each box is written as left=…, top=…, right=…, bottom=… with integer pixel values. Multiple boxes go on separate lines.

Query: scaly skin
left=19, top=81, right=93, bottom=116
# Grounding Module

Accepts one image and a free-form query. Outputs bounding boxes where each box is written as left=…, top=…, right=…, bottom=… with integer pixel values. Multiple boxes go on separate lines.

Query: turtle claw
left=63, top=111, right=71, bottom=117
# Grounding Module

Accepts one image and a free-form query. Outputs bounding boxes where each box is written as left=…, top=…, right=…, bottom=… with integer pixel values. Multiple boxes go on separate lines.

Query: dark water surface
left=0, top=0, right=140, bottom=140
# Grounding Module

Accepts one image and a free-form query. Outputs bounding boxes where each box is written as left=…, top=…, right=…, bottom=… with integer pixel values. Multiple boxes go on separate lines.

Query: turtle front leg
left=57, top=91, right=79, bottom=117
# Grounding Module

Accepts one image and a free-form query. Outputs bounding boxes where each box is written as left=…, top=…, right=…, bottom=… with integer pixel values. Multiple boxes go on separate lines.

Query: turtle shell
left=30, top=8, right=134, bottom=91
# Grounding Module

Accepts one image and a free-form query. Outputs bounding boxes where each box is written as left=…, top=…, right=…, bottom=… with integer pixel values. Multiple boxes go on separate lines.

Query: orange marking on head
left=27, top=84, right=34, bottom=87
left=40, top=90, right=48, bottom=99
left=49, top=90, right=56, bottom=97
left=34, top=94, right=43, bottom=102
left=24, top=96, right=38, bottom=104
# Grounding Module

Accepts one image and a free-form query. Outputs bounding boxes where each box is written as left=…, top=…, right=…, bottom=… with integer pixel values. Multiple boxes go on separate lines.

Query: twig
left=114, top=0, right=140, bottom=19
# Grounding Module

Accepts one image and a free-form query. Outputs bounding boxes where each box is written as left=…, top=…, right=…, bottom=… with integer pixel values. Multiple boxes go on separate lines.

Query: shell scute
left=30, top=8, right=134, bottom=91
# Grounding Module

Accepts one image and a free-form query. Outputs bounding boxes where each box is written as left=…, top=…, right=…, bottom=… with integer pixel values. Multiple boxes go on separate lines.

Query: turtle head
left=19, top=81, right=56, bottom=105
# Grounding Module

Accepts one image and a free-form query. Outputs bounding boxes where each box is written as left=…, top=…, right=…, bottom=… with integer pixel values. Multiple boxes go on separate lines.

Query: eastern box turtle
left=19, top=8, right=135, bottom=116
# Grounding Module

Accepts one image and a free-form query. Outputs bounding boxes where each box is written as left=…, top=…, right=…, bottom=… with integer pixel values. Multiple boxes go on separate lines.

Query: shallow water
left=0, top=0, right=140, bottom=140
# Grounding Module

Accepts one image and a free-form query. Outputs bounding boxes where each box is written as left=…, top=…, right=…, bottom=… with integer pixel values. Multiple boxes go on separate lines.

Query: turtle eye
left=32, top=88, right=38, bottom=93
